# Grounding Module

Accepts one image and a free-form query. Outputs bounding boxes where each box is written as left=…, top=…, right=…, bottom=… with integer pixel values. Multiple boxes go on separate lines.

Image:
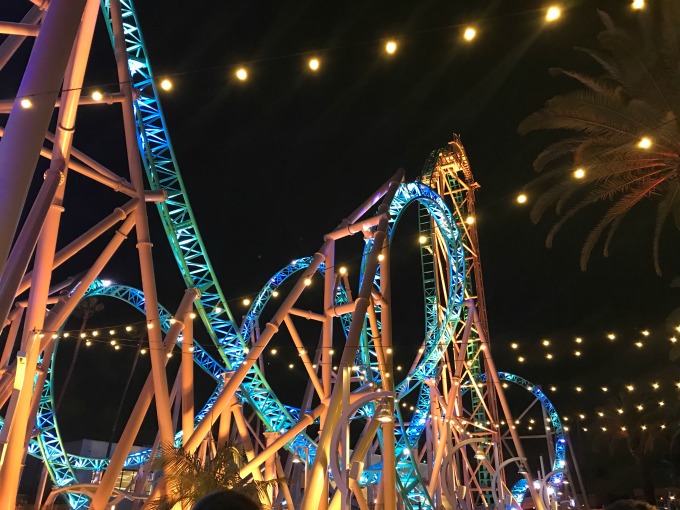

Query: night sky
left=4, top=0, right=680, bottom=498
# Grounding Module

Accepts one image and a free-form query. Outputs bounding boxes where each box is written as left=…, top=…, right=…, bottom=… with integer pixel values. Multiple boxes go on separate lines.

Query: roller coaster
left=0, top=1, right=583, bottom=509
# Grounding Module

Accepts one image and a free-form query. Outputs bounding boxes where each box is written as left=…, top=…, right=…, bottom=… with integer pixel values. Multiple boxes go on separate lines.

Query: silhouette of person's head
left=192, top=490, right=261, bottom=510
left=605, top=500, right=656, bottom=510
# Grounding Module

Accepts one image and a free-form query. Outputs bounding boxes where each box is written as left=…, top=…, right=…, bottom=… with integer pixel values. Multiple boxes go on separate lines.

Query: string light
left=385, top=40, right=397, bottom=54
left=637, top=137, right=652, bottom=149
left=510, top=342, right=519, bottom=349
left=160, top=78, right=173, bottom=91
left=573, top=167, right=586, bottom=179
left=463, top=27, right=477, bottom=42
left=92, top=91, right=103, bottom=101
left=308, top=58, right=320, bottom=71
left=272, top=291, right=279, bottom=297
left=243, top=298, right=251, bottom=306
left=632, top=0, right=645, bottom=9
left=542, top=339, right=550, bottom=347
left=20, top=98, right=32, bottom=109
left=545, top=6, right=562, bottom=22
left=516, top=194, right=527, bottom=204
left=235, top=68, right=248, bottom=81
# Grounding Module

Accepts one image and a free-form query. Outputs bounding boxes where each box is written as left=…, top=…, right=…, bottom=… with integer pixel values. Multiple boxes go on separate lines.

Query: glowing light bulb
left=109, top=330, right=116, bottom=335
left=516, top=194, right=527, bottom=204
left=80, top=333, right=87, bottom=339
left=573, top=168, right=586, bottom=179
left=637, top=137, right=652, bottom=149
left=114, top=345, right=121, bottom=351
left=542, top=339, right=550, bottom=347
left=632, top=0, right=645, bottom=9
left=235, top=68, right=248, bottom=81
left=189, top=312, right=196, bottom=319
left=272, top=290, right=279, bottom=297
left=308, top=58, right=320, bottom=71
left=627, top=384, right=634, bottom=392
left=339, top=266, right=347, bottom=275
left=518, top=356, right=525, bottom=363
left=546, top=353, right=553, bottom=359
left=601, top=387, right=608, bottom=392
left=167, top=352, right=173, bottom=358
left=20, top=98, right=32, bottom=109
left=635, top=342, right=643, bottom=348
left=418, top=235, right=428, bottom=244
left=126, top=326, right=133, bottom=332
left=271, top=348, right=278, bottom=355
left=92, top=91, right=103, bottom=101
left=85, top=340, right=92, bottom=347
left=575, top=337, right=583, bottom=344
left=550, top=386, right=557, bottom=392
left=289, top=363, right=294, bottom=369
left=147, top=323, right=153, bottom=329
left=607, top=333, right=616, bottom=340
left=463, top=27, right=476, bottom=42
left=215, top=307, right=222, bottom=313
left=110, top=340, right=116, bottom=346
left=92, top=331, right=99, bottom=337
left=140, top=348, right=147, bottom=354
left=385, top=40, right=397, bottom=54
left=574, top=351, right=581, bottom=357
left=243, top=298, right=251, bottom=306
left=378, top=253, right=385, bottom=261
left=63, top=333, right=69, bottom=338
left=511, top=342, right=518, bottom=349
left=304, top=277, right=312, bottom=286
left=546, top=6, right=562, bottom=22
left=465, top=216, right=475, bottom=225
left=160, top=79, right=173, bottom=91
left=575, top=386, right=582, bottom=392
left=641, top=330, right=650, bottom=336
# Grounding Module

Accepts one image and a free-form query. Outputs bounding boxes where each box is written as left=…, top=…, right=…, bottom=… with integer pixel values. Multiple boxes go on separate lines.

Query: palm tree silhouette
left=519, top=1, right=680, bottom=274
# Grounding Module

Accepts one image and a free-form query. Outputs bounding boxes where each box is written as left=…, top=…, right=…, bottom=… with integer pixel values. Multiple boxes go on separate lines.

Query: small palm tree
left=518, top=1, right=680, bottom=274
left=149, top=443, right=282, bottom=510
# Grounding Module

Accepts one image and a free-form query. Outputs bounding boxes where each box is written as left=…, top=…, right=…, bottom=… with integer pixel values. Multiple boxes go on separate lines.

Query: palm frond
left=580, top=177, right=666, bottom=270
left=653, top=180, right=679, bottom=275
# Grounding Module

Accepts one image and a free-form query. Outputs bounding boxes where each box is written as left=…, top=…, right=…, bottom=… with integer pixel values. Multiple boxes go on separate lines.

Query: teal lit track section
left=100, top=0, right=243, bottom=362
left=98, top=0, right=302, bottom=449
left=28, top=280, right=229, bottom=508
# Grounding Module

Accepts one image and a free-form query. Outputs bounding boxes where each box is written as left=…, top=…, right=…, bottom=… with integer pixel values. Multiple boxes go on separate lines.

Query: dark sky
left=4, top=0, right=680, bottom=497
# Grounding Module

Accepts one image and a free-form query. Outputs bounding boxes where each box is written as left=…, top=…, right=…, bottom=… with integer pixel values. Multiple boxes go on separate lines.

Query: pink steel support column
left=17, top=199, right=138, bottom=295
left=0, top=6, right=42, bottom=71
left=377, top=237, right=396, bottom=510
left=0, top=307, right=24, bottom=371
left=301, top=173, right=402, bottom=510
left=181, top=310, right=194, bottom=447
left=472, top=302, right=545, bottom=510
left=0, top=166, right=62, bottom=328
left=108, top=0, right=175, bottom=448
left=90, top=288, right=197, bottom=510
left=322, top=243, right=335, bottom=402
left=0, top=0, right=99, bottom=492
left=0, top=0, right=86, bottom=275
left=183, top=250, right=328, bottom=453
left=263, top=432, right=279, bottom=501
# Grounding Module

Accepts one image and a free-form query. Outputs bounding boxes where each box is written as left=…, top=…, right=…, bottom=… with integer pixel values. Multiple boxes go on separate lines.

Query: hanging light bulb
left=474, top=446, right=486, bottom=460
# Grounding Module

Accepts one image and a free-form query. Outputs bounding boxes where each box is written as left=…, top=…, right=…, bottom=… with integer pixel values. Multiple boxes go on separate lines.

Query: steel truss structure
left=0, top=1, right=587, bottom=510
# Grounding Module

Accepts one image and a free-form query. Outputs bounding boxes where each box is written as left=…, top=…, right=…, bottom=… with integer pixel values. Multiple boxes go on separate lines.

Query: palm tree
left=149, top=443, right=282, bottom=510
left=518, top=1, right=680, bottom=275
